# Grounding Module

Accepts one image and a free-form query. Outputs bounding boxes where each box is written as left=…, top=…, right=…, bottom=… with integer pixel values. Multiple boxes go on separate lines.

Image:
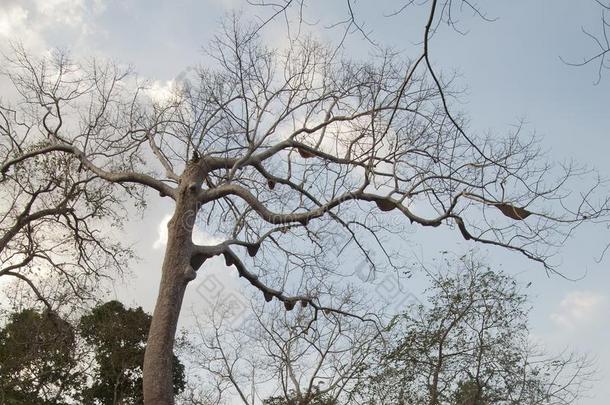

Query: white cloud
left=153, top=214, right=172, bottom=249
left=153, top=214, right=225, bottom=249
left=0, top=0, right=106, bottom=54
left=34, top=0, right=86, bottom=27
left=0, top=3, right=46, bottom=53
left=0, top=5, right=28, bottom=37
left=550, top=290, right=607, bottom=329
left=209, top=0, right=243, bottom=8
left=192, top=228, right=224, bottom=246
left=147, top=80, right=177, bottom=104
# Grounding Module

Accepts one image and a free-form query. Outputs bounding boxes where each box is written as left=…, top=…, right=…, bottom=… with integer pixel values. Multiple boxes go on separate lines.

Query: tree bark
left=143, top=163, right=204, bottom=405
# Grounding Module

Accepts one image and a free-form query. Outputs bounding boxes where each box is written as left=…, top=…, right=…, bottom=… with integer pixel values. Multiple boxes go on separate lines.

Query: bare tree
left=0, top=47, right=131, bottom=309
left=185, top=254, right=594, bottom=405
left=188, top=294, right=380, bottom=405
left=0, top=2, right=606, bottom=403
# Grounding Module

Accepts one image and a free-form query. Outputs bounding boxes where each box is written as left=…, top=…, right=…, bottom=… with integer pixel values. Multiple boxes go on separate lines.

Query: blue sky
left=1, top=1, right=609, bottom=403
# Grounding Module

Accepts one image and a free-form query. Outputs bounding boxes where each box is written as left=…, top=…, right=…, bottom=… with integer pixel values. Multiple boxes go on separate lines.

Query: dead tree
left=0, top=49, right=131, bottom=308
left=0, top=3, right=606, bottom=403
left=189, top=294, right=380, bottom=404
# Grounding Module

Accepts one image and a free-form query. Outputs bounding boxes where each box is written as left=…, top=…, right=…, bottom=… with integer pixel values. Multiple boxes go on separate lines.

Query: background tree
left=80, top=300, right=186, bottom=405
left=0, top=300, right=186, bottom=405
left=189, top=295, right=379, bottom=405
left=0, top=308, right=83, bottom=405
left=184, top=254, right=593, bottom=405
left=351, top=254, right=595, bottom=405
left=0, top=55, right=131, bottom=307
left=263, top=391, right=337, bottom=405
left=0, top=2, right=606, bottom=403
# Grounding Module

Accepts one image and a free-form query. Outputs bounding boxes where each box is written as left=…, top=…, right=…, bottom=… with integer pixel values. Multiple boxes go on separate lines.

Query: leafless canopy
left=561, top=0, right=610, bottom=83
left=189, top=297, right=380, bottom=405
left=0, top=6, right=605, bottom=310
left=0, top=2, right=608, bottom=402
left=0, top=47, right=131, bottom=308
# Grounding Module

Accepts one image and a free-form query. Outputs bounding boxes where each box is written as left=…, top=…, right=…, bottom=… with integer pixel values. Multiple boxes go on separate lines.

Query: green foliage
left=0, top=301, right=185, bottom=405
left=79, top=300, right=185, bottom=404
left=453, top=380, right=488, bottom=405
left=0, top=309, right=81, bottom=405
left=352, top=255, right=585, bottom=405
left=264, top=390, right=338, bottom=405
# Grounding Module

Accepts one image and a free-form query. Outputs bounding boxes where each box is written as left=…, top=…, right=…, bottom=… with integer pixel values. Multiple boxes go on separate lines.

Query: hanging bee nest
left=375, top=198, right=397, bottom=212
left=494, top=203, right=532, bottom=220
left=296, top=147, right=316, bottom=159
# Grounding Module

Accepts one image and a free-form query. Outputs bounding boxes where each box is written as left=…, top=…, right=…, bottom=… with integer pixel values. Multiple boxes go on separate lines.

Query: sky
left=1, top=0, right=609, bottom=403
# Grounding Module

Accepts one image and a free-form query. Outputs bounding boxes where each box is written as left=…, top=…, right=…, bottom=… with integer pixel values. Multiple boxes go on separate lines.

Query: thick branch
left=1, top=144, right=176, bottom=198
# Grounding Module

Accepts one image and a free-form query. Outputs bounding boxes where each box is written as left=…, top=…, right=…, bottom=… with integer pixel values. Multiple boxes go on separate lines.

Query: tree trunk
left=143, top=163, right=204, bottom=405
